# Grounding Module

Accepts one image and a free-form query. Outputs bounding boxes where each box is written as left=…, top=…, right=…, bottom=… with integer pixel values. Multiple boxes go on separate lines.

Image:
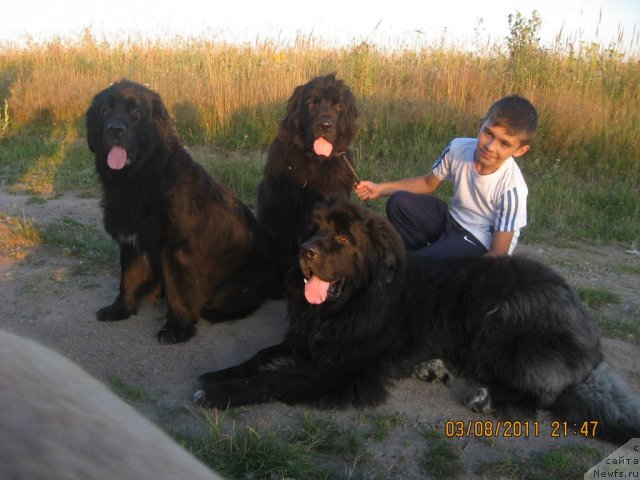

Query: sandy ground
left=1, top=186, right=639, bottom=479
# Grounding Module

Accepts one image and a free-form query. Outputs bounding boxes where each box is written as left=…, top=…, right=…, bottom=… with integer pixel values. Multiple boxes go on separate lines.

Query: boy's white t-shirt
left=431, top=138, right=528, bottom=254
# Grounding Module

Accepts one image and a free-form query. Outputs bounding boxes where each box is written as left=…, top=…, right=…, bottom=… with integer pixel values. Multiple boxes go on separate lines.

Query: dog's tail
left=550, top=362, right=640, bottom=444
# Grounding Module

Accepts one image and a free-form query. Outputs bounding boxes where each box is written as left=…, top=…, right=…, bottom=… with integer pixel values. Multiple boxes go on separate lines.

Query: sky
left=1, top=0, right=638, bottom=53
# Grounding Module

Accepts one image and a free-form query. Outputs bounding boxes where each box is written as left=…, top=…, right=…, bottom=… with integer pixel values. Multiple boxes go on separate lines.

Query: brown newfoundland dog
left=256, top=74, right=358, bottom=288
left=86, top=80, right=273, bottom=343
left=195, top=200, right=640, bottom=444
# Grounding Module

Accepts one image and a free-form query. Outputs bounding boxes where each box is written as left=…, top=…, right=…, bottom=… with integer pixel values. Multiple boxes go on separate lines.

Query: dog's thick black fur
left=196, top=200, right=640, bottom=444
left=86, top=80, right=273, bottom=343
left=256, top=74, right=358, bottom=289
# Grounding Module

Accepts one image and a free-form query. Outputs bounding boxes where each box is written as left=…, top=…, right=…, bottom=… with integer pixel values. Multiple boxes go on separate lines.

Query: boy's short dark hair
left=484, top=95, right=538, bottom=144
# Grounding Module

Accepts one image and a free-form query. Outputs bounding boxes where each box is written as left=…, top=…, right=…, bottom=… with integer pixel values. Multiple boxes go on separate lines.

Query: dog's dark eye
left=130, top=107, right=143, bottom=119
left=100, top=106, right=111, bottom=117
left=334, top=103, right=343, bottom=112
left=336, top=234, right=351, bottom=245
left=307, top=101, right=315, bottom=110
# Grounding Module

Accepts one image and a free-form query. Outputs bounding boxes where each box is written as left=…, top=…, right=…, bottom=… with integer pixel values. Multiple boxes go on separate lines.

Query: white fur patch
left=258, top=356, right=296, bottom=372
left=118, top=234, right=138, bottom=248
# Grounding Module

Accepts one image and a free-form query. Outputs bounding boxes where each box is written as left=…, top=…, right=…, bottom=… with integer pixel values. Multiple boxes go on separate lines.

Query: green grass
left=107, top=375, right=154, bottom=403
left=39, top=216, right=117, bottom=263
left=575, top=288, right=639, bottom=343
left=176, top=410, right=424, bottom=479
left=420, top=428, right=464, bottom=479
left=521, top=159, right=640, bottom=243
left=183, top=410, right=330, bottom=480
left=614, top=263, right=640, bottom=276
left=478, top=444, right=604, bottom=480
left=597, top=313, right=640, bottom=343
left=356, top=412, right=404, bottom=441
left=294, top=413, right=348, bottom=454
left=295, top=412, right=367, bottom=462
left=0, top=211, right=116, bottom=275
left=0, top=127, right=98, bottom=197
left=576, top=287, right=622, bottom=309
left=191, top=146, right=265, bottom=208
left=3, top=126, right=637, bottom=244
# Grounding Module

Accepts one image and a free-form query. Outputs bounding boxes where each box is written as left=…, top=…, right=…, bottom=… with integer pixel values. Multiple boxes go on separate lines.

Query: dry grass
left=0, top=213, right=40, bottom=259
left=0, top=15, right=638, bottom=243
left=2, top=29, right=638, bottom=170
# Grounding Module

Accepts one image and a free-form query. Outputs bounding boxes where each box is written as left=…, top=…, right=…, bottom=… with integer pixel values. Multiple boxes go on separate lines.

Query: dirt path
left=1, top=187, right=639, bottom=479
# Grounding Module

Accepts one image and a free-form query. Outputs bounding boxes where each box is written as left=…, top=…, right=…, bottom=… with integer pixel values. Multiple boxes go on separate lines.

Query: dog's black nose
left=301, top=247, right=318, bottom=260
left=107, top=122, right=126, bottom=138
left=319, top=119, right=334, bottom=132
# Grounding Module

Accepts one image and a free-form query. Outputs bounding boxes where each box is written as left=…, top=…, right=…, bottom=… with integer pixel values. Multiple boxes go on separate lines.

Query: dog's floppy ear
left=150, top=91, right=176, bottom=144
left=278, top=83, right=305, bottom=148
left=366, top=213, right=404, bottom=284
left=335, top=84, right=358, bottom=152
left=380, top=252, right=398, bottom=284
left=85, top=93, right=104, bottom=153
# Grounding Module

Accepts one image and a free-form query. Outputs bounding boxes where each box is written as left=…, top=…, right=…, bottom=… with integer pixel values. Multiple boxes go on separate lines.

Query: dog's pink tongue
left=313, top=137, right=333, bottom=157
left=107, top=146, right=127, bottom=170
left=304, top=275, right=330, bottom=304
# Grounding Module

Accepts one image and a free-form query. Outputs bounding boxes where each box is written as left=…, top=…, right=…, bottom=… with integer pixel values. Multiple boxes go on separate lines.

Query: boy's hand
left=354, top=181, right=380, bottom=201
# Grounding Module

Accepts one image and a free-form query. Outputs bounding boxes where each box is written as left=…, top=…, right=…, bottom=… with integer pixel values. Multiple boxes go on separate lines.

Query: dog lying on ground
left=195, top=200, right=640, bottom=444
left=86, top=80, right=274, bottom=343
left=256, top=74, right=359, bottom=289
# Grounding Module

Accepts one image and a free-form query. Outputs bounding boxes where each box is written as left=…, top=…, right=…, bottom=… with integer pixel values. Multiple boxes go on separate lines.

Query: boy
left=355, top=95, right=537, bottom=258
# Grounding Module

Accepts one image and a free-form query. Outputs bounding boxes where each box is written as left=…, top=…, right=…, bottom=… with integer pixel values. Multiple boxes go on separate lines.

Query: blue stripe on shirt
left=510, top=188, right=519, bottom=231
left=505, top=190, right=513, bottom=231
left=499, top=191, right=508, bottom=231
left=431, top=141, right=452, bottom=170
left=496, top=187, right=520, bottom=232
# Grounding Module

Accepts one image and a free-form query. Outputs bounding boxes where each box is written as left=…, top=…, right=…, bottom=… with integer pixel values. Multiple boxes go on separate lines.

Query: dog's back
left=0, top=330, right=222, bottom=480
left=401, top=254, right=640, bottom=443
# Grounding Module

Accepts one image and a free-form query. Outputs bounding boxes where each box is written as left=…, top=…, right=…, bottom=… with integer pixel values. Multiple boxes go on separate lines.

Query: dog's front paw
left=96, top=303, right=135, bottom=321
left=157, top=324, right=196, bottom=344
left=195, top=378, right=266, bottom=408
left=464, top=387, right=494, bottom=413
left=194, top=380, right=241, bottom=409
left=194, top=388, right=230, bottom=409
left=412, top=359, right=453, bottom=387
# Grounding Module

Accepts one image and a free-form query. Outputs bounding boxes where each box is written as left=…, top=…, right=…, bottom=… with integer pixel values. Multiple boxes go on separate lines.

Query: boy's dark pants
left=385, top=191, right=487, bottom=259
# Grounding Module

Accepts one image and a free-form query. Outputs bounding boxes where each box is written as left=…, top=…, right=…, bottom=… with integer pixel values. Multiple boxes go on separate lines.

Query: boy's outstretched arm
left=354, top=174, right=442, bottom=201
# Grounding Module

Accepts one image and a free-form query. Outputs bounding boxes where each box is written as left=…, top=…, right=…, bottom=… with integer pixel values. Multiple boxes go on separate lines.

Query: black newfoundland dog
left=196, top=200, right=640, bottom=444
left=86, top=80, right=273, bottom=343
left=256, top=74, right=358, bottom=288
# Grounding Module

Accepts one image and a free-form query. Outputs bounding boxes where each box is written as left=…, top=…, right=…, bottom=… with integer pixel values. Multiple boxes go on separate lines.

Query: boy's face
left=474, top=121, right=530, bottom=174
